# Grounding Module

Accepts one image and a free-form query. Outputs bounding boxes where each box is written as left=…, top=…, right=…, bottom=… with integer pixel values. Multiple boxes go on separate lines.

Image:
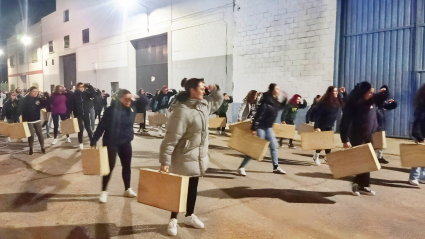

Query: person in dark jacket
left=305, top=95, right=321, bottom=124
left=408, top=84, right=425, bottom=186
left=152, top=85, right=177, bottom=113
left=1, top=92, right=20, bottom=123
left=101, top=90, right=110, bottom=111
left=67, top=82, right=96, bottom=150
left=94, top=89, right=103, bottom=122
left=50, top=85, right=72, bottom=145
left=280, top=94, right=307, bottom=148
left=215, top=93, right=233, bottom=136
left=82, top=85, right=97, bottom=131
left=91, top=89, right=138, bottom=203
left=237, top=84, right=286, bottom=176
left=18, top=87, right=47, bottom=155
left=312, top=86, right=346, bottom=165
left=136, top=89, right=151, bottom=133
left=340, top=81, right=387, bottom=196
left=375, top=85, right=397, bottom=164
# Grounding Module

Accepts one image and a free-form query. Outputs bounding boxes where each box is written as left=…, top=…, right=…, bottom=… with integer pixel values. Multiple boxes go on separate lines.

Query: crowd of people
left=2, top=78, right=425, bottom=237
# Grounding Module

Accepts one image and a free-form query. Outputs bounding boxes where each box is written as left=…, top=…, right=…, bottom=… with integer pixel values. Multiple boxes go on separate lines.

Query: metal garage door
left=334, top=0, right=425, bottom=138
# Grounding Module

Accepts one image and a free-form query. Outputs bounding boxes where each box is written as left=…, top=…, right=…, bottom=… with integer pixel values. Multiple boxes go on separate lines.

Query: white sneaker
left=7, top=137, right=11, bottom=143
left=216, top=130, right=220, bottom=135
left=66, top=137, right=71, bottom=143
left=409, top=180, right=420, bottom=186
left=167, top=219, right=178, bottom=236
left=313, top=152, right=321, bottom=166
left=221, top=131, right=228, bottom=136
left=359, top=187, right=376, bottom=196
left=123, top=188, right=137, bottom=198
left=273, top=167, right=286, bottom=174
left=238, top=168, right=247, bottom=176
left=184, top=214, right=204, bottom=229
left=99, top=191, right=108, bottom=203
left=52, top=138, right=58, bottom=145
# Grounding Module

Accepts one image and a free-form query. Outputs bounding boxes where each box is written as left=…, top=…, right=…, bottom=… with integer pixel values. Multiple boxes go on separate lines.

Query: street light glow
left=115, top=0, right=136, bottom=12
left=21, top=36, right=32, bottom=45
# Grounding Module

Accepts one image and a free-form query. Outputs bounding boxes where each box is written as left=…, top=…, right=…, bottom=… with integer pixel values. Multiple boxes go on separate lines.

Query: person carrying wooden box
left=312, top=86, right=346, bottom=165
left=159, top=78, right=223, bottom=236
left=236, top=84, right=287, bottom=176
left=91, top=89, right=139, bottom=203
left=214, top=93, right=233, bottom=136
left=375, top=85, right=397, bottom=164
left=280, top=94, right=307, bottom=149
left=340, top=81, right=387, bottom=196
left=408, top=85, right=425, bottom=186
left=237, top=90, right=262, bottom=123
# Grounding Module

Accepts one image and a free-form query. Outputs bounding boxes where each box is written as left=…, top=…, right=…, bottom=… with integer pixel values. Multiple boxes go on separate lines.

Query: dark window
left=82, top=28, right=89, bottom=44
left=10, top=56, right=14, bottom=67
left=52, top=59, right=54, bottom=65
left=64, top=10, right=69, bottom=22
left=46, top=61, right=48, bottom=66
left=64, top=35, right=70, bottom=48
left=49, top=41, right=54, bottom=53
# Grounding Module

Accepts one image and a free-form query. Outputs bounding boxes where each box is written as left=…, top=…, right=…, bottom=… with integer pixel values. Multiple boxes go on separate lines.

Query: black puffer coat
left=18, top=95, right=47, bottom=122
left=1, top=98, right=20, bottom=122
left=251, top=92, right=282, bottom=131
left=67, top=85, right=96, bottom=117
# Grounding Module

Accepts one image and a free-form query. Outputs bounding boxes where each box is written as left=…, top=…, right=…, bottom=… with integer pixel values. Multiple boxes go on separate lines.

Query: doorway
left=61, top=54, right=77, bottom=90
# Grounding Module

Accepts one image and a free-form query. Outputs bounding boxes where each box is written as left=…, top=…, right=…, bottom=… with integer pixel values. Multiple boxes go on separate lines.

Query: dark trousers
left=351, top=135, right=371, bottom=187
left=77, top=115, right=93, bottom=144
left=279, top=121, right=294, bottom=146
left=51, top=113, right=69, bottom=139
left=139, top=112, right=146, bottom=130
left=28, top=122, right=44, bottom=149
left=95, top=109, right=102, bottom=122
left=102, top=142, right=132, bottom=191
left=171, top=177, right=199, bottom=219
left=316, top=149, right=331, bottom=154
left=216, top=112, right=227, bottom=131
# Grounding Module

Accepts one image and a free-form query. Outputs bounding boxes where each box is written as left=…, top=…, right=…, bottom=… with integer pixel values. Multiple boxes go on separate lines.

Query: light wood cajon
left=228, top=127, right=270, bottom=161
left=148, top=114, right=167, bottom=126
left=209, top=117, right=226, bottom=128
left=229, top=120, right=252, bottom=134
left=372, top=131, right=387, bottom=149
left=301, top=131, right=335, bottom=151
left=81, top=147, right=110, bottom=175
left=273, top=124, right=296, bottom=139
left=137, top=168, right=189, bottom=212
left=326, top=143, right=381, bottom=178
left=134, top=113, right=145, bottom=124
left=61, top=118, right=80, bottom=135
left=40, top=109, right=48, bottom=123
left=400, top=143, right=425, bottom=167
left=297, top=123, right=314, bottom=134
left=0, top=122, right=10, bottom=136
left=9, top=122, right=31, bottom=139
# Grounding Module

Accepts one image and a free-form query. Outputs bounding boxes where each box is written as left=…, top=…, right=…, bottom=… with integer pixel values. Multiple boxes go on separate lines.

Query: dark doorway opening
left=61, top=53, right=77, bottom=90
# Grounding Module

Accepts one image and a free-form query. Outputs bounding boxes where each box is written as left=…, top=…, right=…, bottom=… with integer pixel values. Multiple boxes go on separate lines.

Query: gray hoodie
left=159, top=87, right=223, bottom=177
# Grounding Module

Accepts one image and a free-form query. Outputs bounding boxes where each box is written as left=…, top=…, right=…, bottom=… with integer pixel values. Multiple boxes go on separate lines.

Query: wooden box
left=81, top=147, right=110, bottom=176
left=209, top=117, right=226, bottom=128
left=400, top=143, right=425, bottom=167
left=297, top=123, right=314, bottom=134
left=273, top=124, right=296, bottom=139
left=326, top=143, right=381, bottom=178
left=229, top=120, right=252, bottom=134
left=61, top=118, right=80, bottom=135
left=137, top=168, right=189, bottom=213
left=9, top=122, right=31, bottom=140
left=134, top=113, right=145, bottom=124
left=0, top=122, right=10, bottom=136
left=148, top=114, right=167, bottom=126
left=40, top=109, right=48, bottom=123
left=301, top=131, right=335, bottom=151
left=372, top=131, right=387, bottom=149
left=228, top=127, right=270, bottom=161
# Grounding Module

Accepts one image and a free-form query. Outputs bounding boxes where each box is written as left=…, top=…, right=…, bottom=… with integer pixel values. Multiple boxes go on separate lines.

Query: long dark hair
left=318, top=86, right=343, bottom=108
left=346, top=81, right=373, bottom=106
left=181, top=78, right=205, bottom=95
left=414, top=84, right=425, bottom=108
left=245, top=90, right=258, bottom=104
left=117, top=89, right=131, bottom=99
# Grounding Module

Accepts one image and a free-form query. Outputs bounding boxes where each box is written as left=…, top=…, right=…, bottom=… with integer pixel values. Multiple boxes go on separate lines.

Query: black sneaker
left=359, top=187, right=375, bottom=196
left=378, top=158, right=389, bottom=164
left=29, top=148, right=33, bottom=155
left=41, top=148, right=46, bottom=154
left=288, top=144, right=296, bottom=149
left=352, top=183, right=360, bottom=196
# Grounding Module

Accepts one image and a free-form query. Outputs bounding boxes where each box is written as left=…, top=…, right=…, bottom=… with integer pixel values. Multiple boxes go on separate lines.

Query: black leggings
left=77, top=115, right=93, bottom=144
left=171, top=177, right=199, bottom=218
left=102, top=142, right=132, bottom=191
left=351, top=136, right=371, bottom=188
left=216, top=112, right=227, bottom=131
left=95, top=109, right=102, bottom=122
left=28, top=122, right=44, bottom=149
left=316, top=149, right=331, bottom=154
left=51, top=113, right=69, bottom=139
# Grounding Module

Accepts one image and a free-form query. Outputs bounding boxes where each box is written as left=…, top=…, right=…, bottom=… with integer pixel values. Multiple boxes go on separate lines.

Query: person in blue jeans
left=409, top=84, right=425, bottom=186
left=237, top=83, right=286, bottom=176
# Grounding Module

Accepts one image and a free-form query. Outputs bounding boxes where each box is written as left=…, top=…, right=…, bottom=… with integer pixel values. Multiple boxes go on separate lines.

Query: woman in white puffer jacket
left=159, top=78, right=223, bottom=236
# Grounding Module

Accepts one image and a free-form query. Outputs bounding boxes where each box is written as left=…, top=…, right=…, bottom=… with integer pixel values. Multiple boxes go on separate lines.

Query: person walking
left=68, top=83, right=95, bottom=150
left=160, top=78, right=223, bottom=236
left=136, top=89, right=151, bottom=133
left=408, top=84, right=425, bottom=186
left=305, top=95, right=321, bottom=124
left=237, top=90, right=262, bottom=122
left=1, top=92, right=20, bottom=123
left=280, top=94, right=307, bottom=148
left=237, top=84, right=287, bottom=176
left=215, top=93, right=233, bottom=135
left=312, top=86, right=346, bottom=165
left=91, top=89, right=138, bottom=203
left=101, top=90, right=110, bottom=113
left=375, top=85, right=397, bottom=164
left=152, top=86, right=177, bottom=136
left=340, top=81, right=386, bottom=196
left=83, top=85, right=97, bottom=131
left=50, top=85, right=72, bottom=145
left=18, top=87, right=47, bottom=155
left=94, top=88, right=103, bottom=122
left=42, top=92, right=53, bottom=138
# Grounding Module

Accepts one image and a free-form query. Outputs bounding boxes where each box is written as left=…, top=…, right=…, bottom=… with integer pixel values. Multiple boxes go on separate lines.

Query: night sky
left=0, top=0, right=56, bottom=81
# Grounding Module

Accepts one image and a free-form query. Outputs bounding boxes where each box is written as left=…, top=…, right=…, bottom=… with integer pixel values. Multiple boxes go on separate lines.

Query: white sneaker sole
left=352, top=191, right=360, bottom=196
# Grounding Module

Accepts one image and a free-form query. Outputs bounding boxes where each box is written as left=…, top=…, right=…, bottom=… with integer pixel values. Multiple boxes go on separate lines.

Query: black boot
left=378, top=158, right=389, bottom=164
left=41, top=148, right=46, bottom=154
left=29, top=148, right=33, bottom=155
